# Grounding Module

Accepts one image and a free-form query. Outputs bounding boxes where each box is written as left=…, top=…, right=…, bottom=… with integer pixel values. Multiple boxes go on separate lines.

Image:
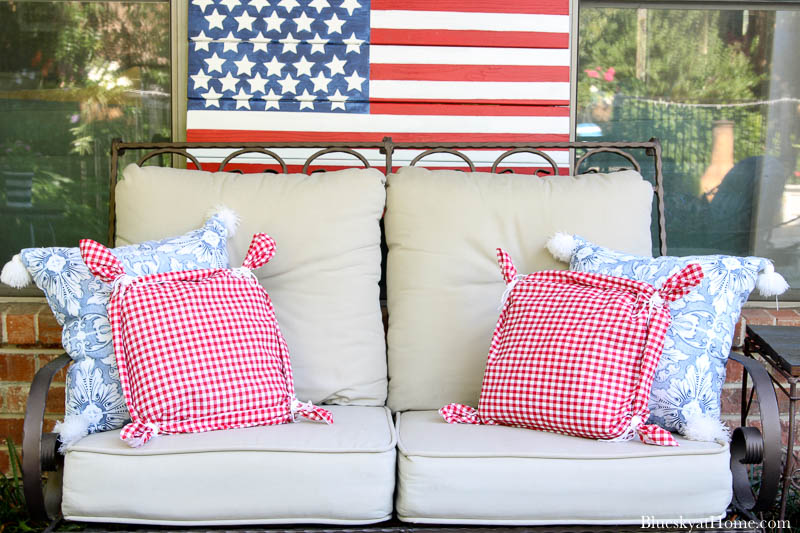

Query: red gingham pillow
left=81, top=233, right=332, bottom=447
left=440, top=249, right=703, bottom=446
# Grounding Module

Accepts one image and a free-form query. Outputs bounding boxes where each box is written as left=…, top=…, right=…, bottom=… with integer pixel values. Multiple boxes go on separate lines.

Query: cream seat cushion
left=385, top=167, right=655, bottom=411
left=62, top=406, right=396, bottom=525
left=396, top=411, right=731, bottom=525
left=115, top=165, right=387, bottom=405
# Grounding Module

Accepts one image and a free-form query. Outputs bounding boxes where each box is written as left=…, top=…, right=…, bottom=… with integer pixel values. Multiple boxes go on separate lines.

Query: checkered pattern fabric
left=80, top=233, right=332, bottom=447
left=440, top=249, right=703, bottom=447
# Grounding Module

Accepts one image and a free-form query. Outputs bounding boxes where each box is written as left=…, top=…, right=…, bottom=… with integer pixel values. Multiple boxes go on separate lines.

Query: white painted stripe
left=189, top=148, right=569, bottom=166
left=370, top=80, right=570, bottom=101
left=370, top=10, right=570, bottom=33
left=370, top=46, right=570, bottom=67
left=187, top=110, right=570, bottom=134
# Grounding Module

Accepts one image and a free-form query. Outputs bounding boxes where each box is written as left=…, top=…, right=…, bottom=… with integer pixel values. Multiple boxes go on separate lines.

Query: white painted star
left=204, top=52, right=226, bottom=73
left=293, top=55, right=314, bottom=76
left=221, top=31, right=239, bottom=53
left=202, top=87, right=223, bottom=107
left=191, top=30, right=211, bottom=52
left=235, top=10, right=256, bottom=31
left=344, top=33, right=363, bottom=54
left=339, top=0, right=361, bottom=15
left=310, top=71, right=330, bottom=92
left=344, top=70, right=365, bottom=91
left=325, top=55, right=347, bottom=76
left=205, top=9, right=226, bottom=30
left=264, top=11, right=285, bottom=32
left=234, top=88, right=253, bottom=109
left=193, top=0, right=215, bottom=13
left=293, top=11, right=314, bottom=33
left=247, top=72, right=269, bottom=93
left=264, top=56, right=284, bottom=76
left=190, top=69, right=212, bottom=90
left=307, top=0, right=329, bottom=12
left=248, top=0, right=270, bottom=12
left=278, top=74, right=300, bottom=94
left=309, top=33, right=328, bottom=54
left=297, top=89, right=316, bottom=110
left=277, top=0, right=300, bottom=11
left=219, top=0, right=238, bottom=11
left=219, top=71, right=239, bottom=92
left=234, top=54, right=256, bottom=75
left=280, top=33, right=299, bottom=54
left=324, top=13, right=345, bottom=34
left=328, top=89, right=347, bottom=110
left=252, top=31, right=270, bottom=53
left=262, top=88, right=280, bottom=110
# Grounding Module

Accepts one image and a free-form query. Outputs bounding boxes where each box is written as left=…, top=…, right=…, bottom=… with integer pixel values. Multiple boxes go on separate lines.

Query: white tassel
left=54, top=414, right=92, bottom=453
left=546, top=233, right=577, bottom=263
left=206, top=205, right=240, bottom=238
left=1, top=254, right=32, bottom=289
left=682, top=412, right=730, bottom=443
left=757, top=262, right=789, bottom=298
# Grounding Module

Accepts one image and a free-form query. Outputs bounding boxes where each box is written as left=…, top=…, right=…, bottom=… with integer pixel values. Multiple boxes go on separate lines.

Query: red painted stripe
left=191, top=162, right=570, bottom=176
left=370, top=29, right=569, bottom=49
left=369, top=97, right=570, bottom=106
left=370, top=0, right=569, bottom=15
left=370, top=64, right=570, bottom=83
left=367, top=102, right=570, bottom=116
left=186, top=130, right=569, bottom=143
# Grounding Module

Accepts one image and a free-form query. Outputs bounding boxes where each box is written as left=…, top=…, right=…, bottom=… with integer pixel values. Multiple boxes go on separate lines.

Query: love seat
left=21, top=138, right=781, bottom=529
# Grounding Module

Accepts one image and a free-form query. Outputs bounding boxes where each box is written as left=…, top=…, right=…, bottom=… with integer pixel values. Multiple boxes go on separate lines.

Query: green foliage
left=0, top=439, right=47, bottom=533
left=0, top=1, right=170, bottom=258
left=578, top=8, right=763, bottom=107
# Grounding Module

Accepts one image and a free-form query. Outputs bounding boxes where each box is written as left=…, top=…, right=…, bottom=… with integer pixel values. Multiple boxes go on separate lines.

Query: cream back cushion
left=385, top=167, right=654, bottom=412
left=116, top=164, right=387, bottom=405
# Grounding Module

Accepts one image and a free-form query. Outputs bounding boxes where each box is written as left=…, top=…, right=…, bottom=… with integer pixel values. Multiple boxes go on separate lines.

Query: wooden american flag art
left=187, top=0, right=570, bottom=171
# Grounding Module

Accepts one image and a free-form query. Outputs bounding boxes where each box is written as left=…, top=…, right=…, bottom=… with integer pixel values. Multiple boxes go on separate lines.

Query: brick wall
left=724, top=306, right=800, bottom=445
left=0, top=299, right=798, bottom=473
left=1, top=299, right=67, bottom=473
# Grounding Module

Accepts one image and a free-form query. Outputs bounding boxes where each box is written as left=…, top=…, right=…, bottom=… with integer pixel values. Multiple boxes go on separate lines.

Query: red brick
left=0, top=353, right=36, bottom=382
left=0, top=418, right=25, bottom=443
left=42, top=418, right=58, bottom=432
left=44, top=385, right=65, bottom=415
left=725, top=356, right=744, bottom=383
left=0, top=449, right=10, bottom=475
left=770, top=308, right=800, bottom=327
left=732, top=316, right=745, bottom=348
left=721, top=385, right=790, bottom=413
left=741, top=308, right=775, bottom=326
left=36, top=311, right=62, bottom=347
left=0, top=385, right=29, bottom=414
left=36, top=354, right=69, bottom=383
left=5, top=305, right=39, bottom=345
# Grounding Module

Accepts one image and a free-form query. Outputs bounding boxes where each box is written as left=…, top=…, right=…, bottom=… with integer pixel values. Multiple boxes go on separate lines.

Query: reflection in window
left=0, top=1, right=170, bottom=262
left=577, top=7, right=800, bottom=291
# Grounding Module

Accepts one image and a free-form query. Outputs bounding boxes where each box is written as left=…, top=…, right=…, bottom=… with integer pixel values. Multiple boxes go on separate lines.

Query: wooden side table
left=744, top=325, right=800, bottom=522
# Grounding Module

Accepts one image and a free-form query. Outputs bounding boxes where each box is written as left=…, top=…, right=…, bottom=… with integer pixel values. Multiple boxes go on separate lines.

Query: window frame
left=0, top=0, right=175, bottom=297
left=572, top=0, right=800, bottom=301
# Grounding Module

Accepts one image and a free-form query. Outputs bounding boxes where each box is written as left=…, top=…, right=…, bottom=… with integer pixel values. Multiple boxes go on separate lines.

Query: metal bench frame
left=22, top=137, right=781, bottom=530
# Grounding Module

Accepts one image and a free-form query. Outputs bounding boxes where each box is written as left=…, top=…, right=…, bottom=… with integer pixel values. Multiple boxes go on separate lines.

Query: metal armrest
left=23, top=353, right=71, bottom=521
left=728, top=351, right=782, bottom=514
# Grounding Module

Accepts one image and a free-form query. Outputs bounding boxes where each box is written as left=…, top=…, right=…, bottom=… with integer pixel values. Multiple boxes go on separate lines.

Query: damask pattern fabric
left=16, top=214, right=231, bottom=449
left=81, top=234, right=332, bottom=447
left=554, top=235, right=787, bottom=440
left=440, top=249, right=703, bottom=447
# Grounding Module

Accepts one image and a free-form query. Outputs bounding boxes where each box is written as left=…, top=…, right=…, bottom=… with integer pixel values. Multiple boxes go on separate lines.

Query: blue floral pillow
left=2, top=211, right=236, bottom=450
left=547, top=233, right=789, bottom=442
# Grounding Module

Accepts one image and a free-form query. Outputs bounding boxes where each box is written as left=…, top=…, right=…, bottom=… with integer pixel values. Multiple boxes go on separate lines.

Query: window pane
left=577, top=7, right=800, bottom=292
left=0, top=0, right=170, bottom=265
